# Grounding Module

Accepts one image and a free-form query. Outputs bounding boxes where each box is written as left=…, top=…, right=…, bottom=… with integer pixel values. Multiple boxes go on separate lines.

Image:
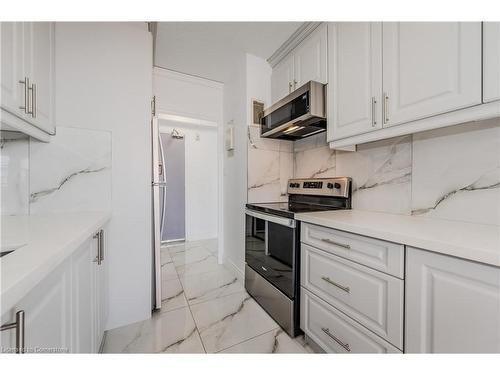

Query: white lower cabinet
left=0, top=228, right=106, bottom=354
left=301, top=288, right=401, bottom=353
left=405, top=247, right=500, bottom=353
left=301, top=244, right=403, bottom=349
left=1, top=258, right=72, bottom=353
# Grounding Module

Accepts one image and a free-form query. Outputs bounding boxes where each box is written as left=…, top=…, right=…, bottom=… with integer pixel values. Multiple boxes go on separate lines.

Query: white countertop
left=1, top=212, right=111, bottom=316
left=296, top=210, right=500, bottom=268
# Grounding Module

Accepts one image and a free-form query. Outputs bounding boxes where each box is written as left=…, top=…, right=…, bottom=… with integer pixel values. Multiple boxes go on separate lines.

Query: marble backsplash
left=1, top=132, right=30, bottom=215
left=30, top=127, right=112, bottom=214
left=0, top=127, right=111, bottom=217
left=247, top=125, right=293, bottom=203
left=248, top=117, right=500, bottom=226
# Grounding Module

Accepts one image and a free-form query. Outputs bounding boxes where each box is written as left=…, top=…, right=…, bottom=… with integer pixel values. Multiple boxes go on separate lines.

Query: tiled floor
left=102, top=238, right=313, bottom=354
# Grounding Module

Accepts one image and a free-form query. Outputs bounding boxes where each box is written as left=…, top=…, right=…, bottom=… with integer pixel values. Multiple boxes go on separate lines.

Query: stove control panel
left=287, top=177, right=351, bottom=198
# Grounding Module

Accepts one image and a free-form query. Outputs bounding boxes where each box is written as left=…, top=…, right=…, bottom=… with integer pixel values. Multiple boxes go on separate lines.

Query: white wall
left=159, top=120, right=218, bottom=241
left=153, top=68, right=223, bottom=244
left=55, top=22, right=153, bottom=330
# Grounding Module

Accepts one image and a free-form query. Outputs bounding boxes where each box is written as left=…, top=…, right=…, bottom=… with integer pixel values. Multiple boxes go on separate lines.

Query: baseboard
left=223, top=257, right=245, bottom=280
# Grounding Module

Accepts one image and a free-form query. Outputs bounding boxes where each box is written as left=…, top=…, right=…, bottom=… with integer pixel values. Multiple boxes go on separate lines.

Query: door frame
left=157, top=112, right=224, bottom=264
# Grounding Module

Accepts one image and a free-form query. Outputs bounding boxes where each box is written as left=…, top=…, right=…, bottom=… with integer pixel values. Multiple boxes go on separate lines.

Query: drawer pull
left=321, top=238, right=351, bottom=250
left=321, top=276, right=350, bottom=293
left=321, top=327, right=351, bottom=352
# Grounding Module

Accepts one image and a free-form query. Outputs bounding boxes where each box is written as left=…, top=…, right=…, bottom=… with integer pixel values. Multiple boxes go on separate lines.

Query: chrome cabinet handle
left=321, top=276, right=350, bottom=293
left=1, top=310, right=25, bottom=353
left=293, top=79, right=298, bottom=90
left=321, top=327, right=350, bottom=352
left=93, top=229, right=104, bottom=265
left=99, top=229, right=104, bottom=262
left=288, top=81, right=293, bottom=93
left=321, top=238, right=350, bottom=250
left=383, top=92, right=389, bottom=124
left=371, top=97, right=377, bottom=126
left=30, top=83, right=37, bottom=118
left=18, top=77, right=30, bottom=114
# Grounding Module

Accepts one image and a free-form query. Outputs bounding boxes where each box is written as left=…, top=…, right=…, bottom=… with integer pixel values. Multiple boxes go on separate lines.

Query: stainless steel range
left=244, top=177, right=352, bottom=337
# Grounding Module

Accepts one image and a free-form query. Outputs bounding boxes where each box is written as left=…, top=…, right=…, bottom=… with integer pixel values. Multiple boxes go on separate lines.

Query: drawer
left=301, top=244, right=404, bottom=349
left=301, top=223, right=404, bottom=278
left=300, top=288, right=401, bottom=353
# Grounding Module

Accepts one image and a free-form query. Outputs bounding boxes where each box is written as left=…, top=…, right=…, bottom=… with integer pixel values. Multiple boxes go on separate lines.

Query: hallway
left=102, top=239, right=312, bottom=353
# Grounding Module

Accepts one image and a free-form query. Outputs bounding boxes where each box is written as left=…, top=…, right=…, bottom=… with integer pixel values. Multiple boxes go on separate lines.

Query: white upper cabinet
left=1, top=23, right=24, bottom=116
left=0, top=22, right=55, bottom=139
left=271, top=50, right=295, bottom=103
left=293, top=24, right=327, bottom=88
left=483, top=22, right=500, bottom=103
left=406, top=247, right=500, bottom=353
left=271, top=24, right=327, bottom=103
left=327, top=22, right=382, bottom=141
left=24, top=22, right=56, bottom=133
left=382, top=22, right=482, bottom=127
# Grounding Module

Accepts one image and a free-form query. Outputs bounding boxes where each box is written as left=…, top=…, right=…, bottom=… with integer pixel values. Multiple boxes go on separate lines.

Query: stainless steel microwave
left=260, top=80, right=326, bottom=140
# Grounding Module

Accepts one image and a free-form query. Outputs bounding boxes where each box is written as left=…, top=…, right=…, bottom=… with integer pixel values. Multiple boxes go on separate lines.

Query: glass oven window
left=245, top=214, right=296, bottom=299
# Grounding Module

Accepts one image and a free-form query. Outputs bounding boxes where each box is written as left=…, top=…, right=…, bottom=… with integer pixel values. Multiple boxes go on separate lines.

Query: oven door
left=245, top=209, right=297, bottom=299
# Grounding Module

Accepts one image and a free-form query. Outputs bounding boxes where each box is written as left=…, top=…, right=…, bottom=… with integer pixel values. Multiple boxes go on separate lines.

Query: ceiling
left=154, top=22, right=302, bottom=82
left=156, top=22, right=302, bottom=60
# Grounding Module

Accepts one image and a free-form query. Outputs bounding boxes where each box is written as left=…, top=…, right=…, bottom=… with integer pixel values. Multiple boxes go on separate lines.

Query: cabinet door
left=72, top=239, right=95, bottom=353
left=1, top=22, right=24, bottom=115
left=293, top=24, right=328, bottom=88
left=327, top=22, right=382, bottom=141
left=92, top=229, right=107, bottom=352
left=406, top=247, right=500, bottom=353
left=23, top=22, right=55, bottom=134
left=271, top=53, right=294, bottom=102
left=383, top=22, right=482, bottom=127
left=483, top=22, right=500, bottom=103
left=0, top=259, right=72, bottom=353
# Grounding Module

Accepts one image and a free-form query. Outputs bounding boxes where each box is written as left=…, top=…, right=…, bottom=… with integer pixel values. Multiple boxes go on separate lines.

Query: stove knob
left=327, top=183, right=334, bottom=189
left=289, top=183, right=294, bottom=188
left=334, top=182, right=341, bottom=189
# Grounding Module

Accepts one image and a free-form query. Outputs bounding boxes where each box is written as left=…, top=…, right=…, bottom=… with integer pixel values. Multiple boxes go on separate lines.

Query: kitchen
left=1, top=2, right=500, bottom=370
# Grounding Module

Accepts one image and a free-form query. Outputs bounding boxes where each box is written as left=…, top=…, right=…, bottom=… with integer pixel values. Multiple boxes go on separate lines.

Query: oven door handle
left=245, top=209, right=296, bottom=228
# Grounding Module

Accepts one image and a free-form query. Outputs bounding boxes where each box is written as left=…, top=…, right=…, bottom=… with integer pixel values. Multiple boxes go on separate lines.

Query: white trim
left=1, top=108, right=51, bottom=142
left=224, top=257, right=245, bottom=280
left=158, top=113, right=217, bottom=128
left=267, top=22, right=323, bottom=67
left=153, top=66, right=224, bottom=88
left=329, top=101, right=500, bottom=149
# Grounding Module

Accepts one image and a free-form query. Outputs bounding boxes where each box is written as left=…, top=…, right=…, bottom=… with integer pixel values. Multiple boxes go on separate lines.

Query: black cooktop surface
left=246, top=201, right=344, bottom=219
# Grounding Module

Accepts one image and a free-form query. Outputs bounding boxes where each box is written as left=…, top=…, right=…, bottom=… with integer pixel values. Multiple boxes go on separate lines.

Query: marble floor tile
left=161, top=278, right=188, bottom=312
left=190, top=291, right=279, bottom=353
left=171, top=247, right=213, bottom=267
left=175, top=254, right=225, bottom=277
left=180, top=268, right=244, bottom=306
left=160, top=249, right=172, bottom=266
left=218, top=328, right=308, bottom=353
left=102, top=307, right=205, bottom=353
left=161, top=262, right=178, bottom=281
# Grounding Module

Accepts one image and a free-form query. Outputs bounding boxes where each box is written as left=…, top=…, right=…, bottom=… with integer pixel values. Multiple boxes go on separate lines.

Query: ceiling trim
left=267, top=22, right=323, bottom=68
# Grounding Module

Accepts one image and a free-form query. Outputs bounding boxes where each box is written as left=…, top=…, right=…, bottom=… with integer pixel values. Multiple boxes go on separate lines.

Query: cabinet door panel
left=72, top=239, right=94, bottom=353
left=327, top=22, right=382, bottom=141
left=406, top=247, right=500, bottom=353
left=483, top=22, right=500, bottom=103
left=294, top=24, right=327, bottom=88
left=271, top=54, right=294, bottom=102
left=10, top=260, right=71, bottom=353
left=24, top=22, right=55, bottom=134
left=383, top=22, right=482, bottom=127
left=1, top=22, right=24, bottom=115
